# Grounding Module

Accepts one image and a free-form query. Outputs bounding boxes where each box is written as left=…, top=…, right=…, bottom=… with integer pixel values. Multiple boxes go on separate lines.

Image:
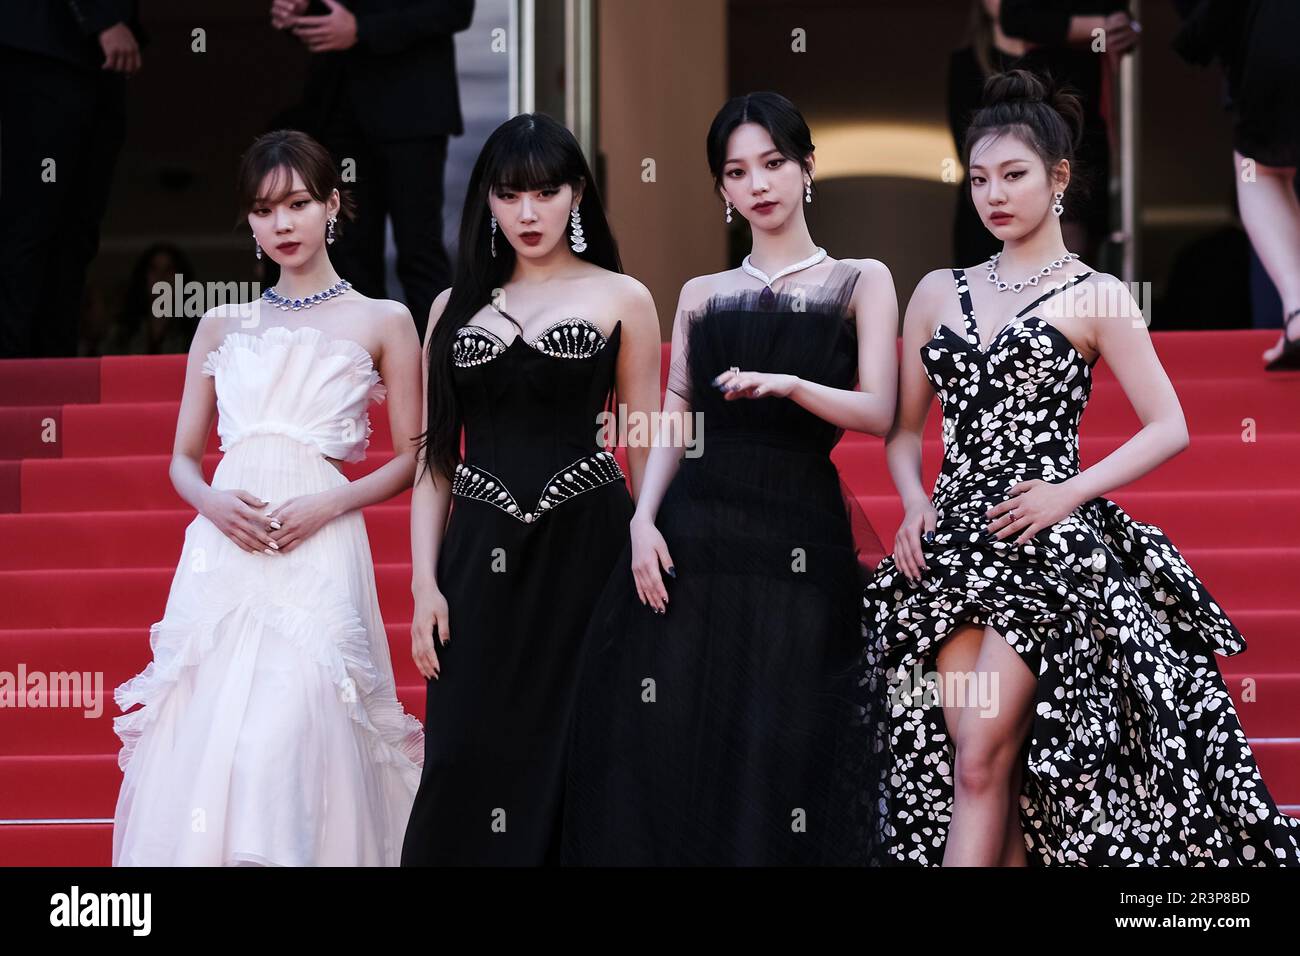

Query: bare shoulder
left=911, top=268, right=959, bottom=306
left=354, top=293, right=414, bottom=326
left=837, top=257, right=893, bottom=283
left=599, top=270, right=655, bottom=311
left=194, top=302, right=245, bottom=352
left=677, top=268, right=738, bottom=315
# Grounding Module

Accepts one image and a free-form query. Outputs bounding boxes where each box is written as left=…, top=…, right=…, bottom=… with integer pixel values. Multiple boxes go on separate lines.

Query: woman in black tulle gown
left=400, top=114, right=662, bottom=865
left=563, top=93, right=900, bottom=866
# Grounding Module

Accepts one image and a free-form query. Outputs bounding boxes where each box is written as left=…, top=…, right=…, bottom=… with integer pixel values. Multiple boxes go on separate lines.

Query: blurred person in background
left=0, top=0, right=145, bottom=358
left=1175, top=0, right=1300, bottom=370
left=270, top=0, right=475, bottom=343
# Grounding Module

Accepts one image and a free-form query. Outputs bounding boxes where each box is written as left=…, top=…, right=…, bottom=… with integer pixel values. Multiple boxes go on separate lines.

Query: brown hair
left=234, top=129, right=357, bottom=233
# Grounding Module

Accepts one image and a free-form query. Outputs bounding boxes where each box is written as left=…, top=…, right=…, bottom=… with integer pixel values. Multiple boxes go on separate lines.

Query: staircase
left=1, top=329, right=1297, bottom=865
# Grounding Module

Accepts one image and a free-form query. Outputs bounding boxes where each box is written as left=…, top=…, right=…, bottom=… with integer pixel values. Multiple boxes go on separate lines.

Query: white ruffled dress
left=111, top=324, right=424, bottom=866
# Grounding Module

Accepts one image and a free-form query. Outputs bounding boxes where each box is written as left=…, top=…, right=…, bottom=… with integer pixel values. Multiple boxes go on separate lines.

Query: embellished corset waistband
left=452, top=450, right=625, bottom=524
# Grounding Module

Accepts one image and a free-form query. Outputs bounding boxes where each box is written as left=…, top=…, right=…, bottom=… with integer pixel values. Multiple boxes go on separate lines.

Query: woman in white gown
left=112, top=130, right=426, bottom=866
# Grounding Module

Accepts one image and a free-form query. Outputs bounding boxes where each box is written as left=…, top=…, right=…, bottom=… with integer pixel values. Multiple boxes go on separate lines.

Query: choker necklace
left=262, top=279, right=351, bottom=311
left=985, top=251, right=1077, bottom=293
left=741, top=247, right=827, bottom=308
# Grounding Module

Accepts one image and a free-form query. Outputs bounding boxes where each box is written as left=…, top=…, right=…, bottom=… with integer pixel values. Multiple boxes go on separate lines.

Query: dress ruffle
left=115, top=555, right=423, bottom=779
left=865, top=495, right=1300, bottom=865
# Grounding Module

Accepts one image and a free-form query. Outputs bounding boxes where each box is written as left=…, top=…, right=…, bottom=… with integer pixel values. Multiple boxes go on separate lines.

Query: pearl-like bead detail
left=451, top=317, right=610, bottom=367
left=451, top=451, right=625, bottom=523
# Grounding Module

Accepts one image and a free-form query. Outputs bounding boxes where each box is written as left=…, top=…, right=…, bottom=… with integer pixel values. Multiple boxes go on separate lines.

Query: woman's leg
left=1234, top=151, right=1300, bottom=362
left=941, top=624, right=1037, bottom=866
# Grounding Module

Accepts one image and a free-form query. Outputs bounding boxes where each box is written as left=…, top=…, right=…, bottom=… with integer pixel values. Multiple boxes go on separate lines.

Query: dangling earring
left=489, top=214, right=497, bottom=258
left=326, top=216, right=337, bottom=245
left=569, top=204, right=587, bottom=253
left=254, top=238, right=263, bottom=260
left=1052, top=191, right=1065, bottom=217
left=724, top=200, right=733, bottom=224
left=805, top=177, right=813, bottom=204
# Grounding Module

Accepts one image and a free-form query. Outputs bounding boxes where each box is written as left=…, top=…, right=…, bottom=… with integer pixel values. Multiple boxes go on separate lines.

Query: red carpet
left=2, top=330, right=1297, bottom=865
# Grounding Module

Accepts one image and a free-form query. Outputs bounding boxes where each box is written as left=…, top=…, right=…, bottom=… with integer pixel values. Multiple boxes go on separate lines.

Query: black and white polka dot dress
left=863, top=268, right=1300, bottom=866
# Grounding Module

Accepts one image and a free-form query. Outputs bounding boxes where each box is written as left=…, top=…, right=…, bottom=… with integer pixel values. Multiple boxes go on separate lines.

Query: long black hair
left=416, top=113, right=622, bottom=487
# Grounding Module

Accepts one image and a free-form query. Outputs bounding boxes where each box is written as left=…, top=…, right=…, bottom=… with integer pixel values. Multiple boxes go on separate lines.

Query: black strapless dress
left=563, top=261, right=891, bottom=866
left=864, top=270, right=1300, bottom=866
left=400, top=317, right=634, bottom=866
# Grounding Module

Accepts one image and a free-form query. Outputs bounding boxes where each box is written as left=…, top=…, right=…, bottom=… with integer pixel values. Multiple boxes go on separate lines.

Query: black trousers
left=316, top=103, right=452, bottom=343
left=0, top=47, right=126, bottom=358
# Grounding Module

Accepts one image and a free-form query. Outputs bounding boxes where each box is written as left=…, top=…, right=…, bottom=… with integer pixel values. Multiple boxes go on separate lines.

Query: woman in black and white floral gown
left=864, top=70, right=1300, bottom=866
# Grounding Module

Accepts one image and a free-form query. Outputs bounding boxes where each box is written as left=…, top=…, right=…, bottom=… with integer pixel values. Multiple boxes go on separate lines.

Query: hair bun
left=982, top=68, right=1047, bottom=107
left=979, top=68, right=1085, bottom=153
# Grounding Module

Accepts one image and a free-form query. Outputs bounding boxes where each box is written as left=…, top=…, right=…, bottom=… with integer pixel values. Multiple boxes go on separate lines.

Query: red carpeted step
left=12, top=433, right=1300, bottom=514
left=2, top=549, right=1294, bottom=630
left=6, top=488, right=1294, bottom=572
left=26, top=375, right=1300, bottom=461
left=3, top=681, right=428, bottom=757
left=0, top=407, right=65, bottom=461
left=0, top=359, right=100, bottom=407
left=0, top=755, right=119, bottom=819
left=0, top=824, right=113, bottom=866
left=4, top=609, right=1297, bottom=714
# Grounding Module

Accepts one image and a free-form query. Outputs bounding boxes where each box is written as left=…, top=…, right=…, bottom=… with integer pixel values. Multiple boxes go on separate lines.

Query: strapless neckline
left=206, top=325, right=377, bottom=375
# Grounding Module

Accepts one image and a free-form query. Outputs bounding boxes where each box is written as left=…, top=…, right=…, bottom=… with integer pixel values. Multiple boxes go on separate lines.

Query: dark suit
left=0, top=1, right=142, bottom=357
left=301, top=0, right=475, bottom=339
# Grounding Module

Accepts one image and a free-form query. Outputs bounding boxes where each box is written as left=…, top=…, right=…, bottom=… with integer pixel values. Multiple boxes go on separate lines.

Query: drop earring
left=569, top=204, right=587, bottom=253
left=724, top=200, right=733, bottom=224
left=255, top=238, right=263, bottom=260
left=489, top=214, right=497, bottom=258
left=1052, top=191, right=1065, bottom=217
left=805, top=177, right=812, bottom=203
left=326, top=216, right=337, bottom=245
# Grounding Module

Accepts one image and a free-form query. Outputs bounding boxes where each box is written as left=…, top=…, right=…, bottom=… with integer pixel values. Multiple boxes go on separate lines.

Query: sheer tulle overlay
left=112, top=325, right=423, bottom=866
left=564, top=261, right=893, bottom=865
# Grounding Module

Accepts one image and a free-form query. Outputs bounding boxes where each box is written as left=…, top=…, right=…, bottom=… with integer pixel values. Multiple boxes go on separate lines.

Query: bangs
left=484, top=130, right=575, bottom=193
left=251, top=163, right=305, bottom=207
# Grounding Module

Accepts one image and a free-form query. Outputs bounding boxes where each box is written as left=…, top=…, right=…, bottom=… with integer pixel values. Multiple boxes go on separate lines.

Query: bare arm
left=783, top=258, right=898, bottom=436
left=610, top=277, right=662, bottom=502
left=883, top=271, right=949, bottom=581
left=319, top=303, right=423, bottom=519
left=629, top=277, right=707, bottom=527
left=410, top=290, right=455, bottom=679
left=410, top=290, right=455, bottom=593
left=887, top=271, right=946, bottom=509
left=988, top=276, right=1188, bottom=546
left=172, top=310, right=280, bottom=554
left=1064, top=279, right=1189, bottom=503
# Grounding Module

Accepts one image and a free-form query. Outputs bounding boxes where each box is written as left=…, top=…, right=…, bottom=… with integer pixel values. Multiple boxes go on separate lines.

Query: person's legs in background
left=381, top=135, right=452, bottom=342
left=316, top=105, right=388, bottom=304
left=46, top=70, right=127, bottom=358
left=0, top=50, right=92, bottom=357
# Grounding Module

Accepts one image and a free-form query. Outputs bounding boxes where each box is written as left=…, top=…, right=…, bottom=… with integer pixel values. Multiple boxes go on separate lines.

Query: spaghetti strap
left=952, top=269, right=979, bottom=347
left=1015, top=271, right=1093, bottom=319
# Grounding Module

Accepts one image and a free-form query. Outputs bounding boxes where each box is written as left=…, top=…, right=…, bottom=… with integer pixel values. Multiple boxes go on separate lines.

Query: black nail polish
left=924, top=531, right=935, bottom=543
left=666, top=566, right=677, bottom=579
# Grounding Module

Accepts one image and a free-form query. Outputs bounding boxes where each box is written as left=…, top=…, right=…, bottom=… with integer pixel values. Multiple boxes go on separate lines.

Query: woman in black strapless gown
left=400, top=114, right=661, bottom=865
left=563, top=94, right=899, bottom=866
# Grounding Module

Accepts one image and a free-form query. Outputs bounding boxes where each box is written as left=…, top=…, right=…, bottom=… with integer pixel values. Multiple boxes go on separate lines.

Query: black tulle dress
left=400, top=317, right=634, bottom=866
left=562, top=260, right=891, bottom=866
